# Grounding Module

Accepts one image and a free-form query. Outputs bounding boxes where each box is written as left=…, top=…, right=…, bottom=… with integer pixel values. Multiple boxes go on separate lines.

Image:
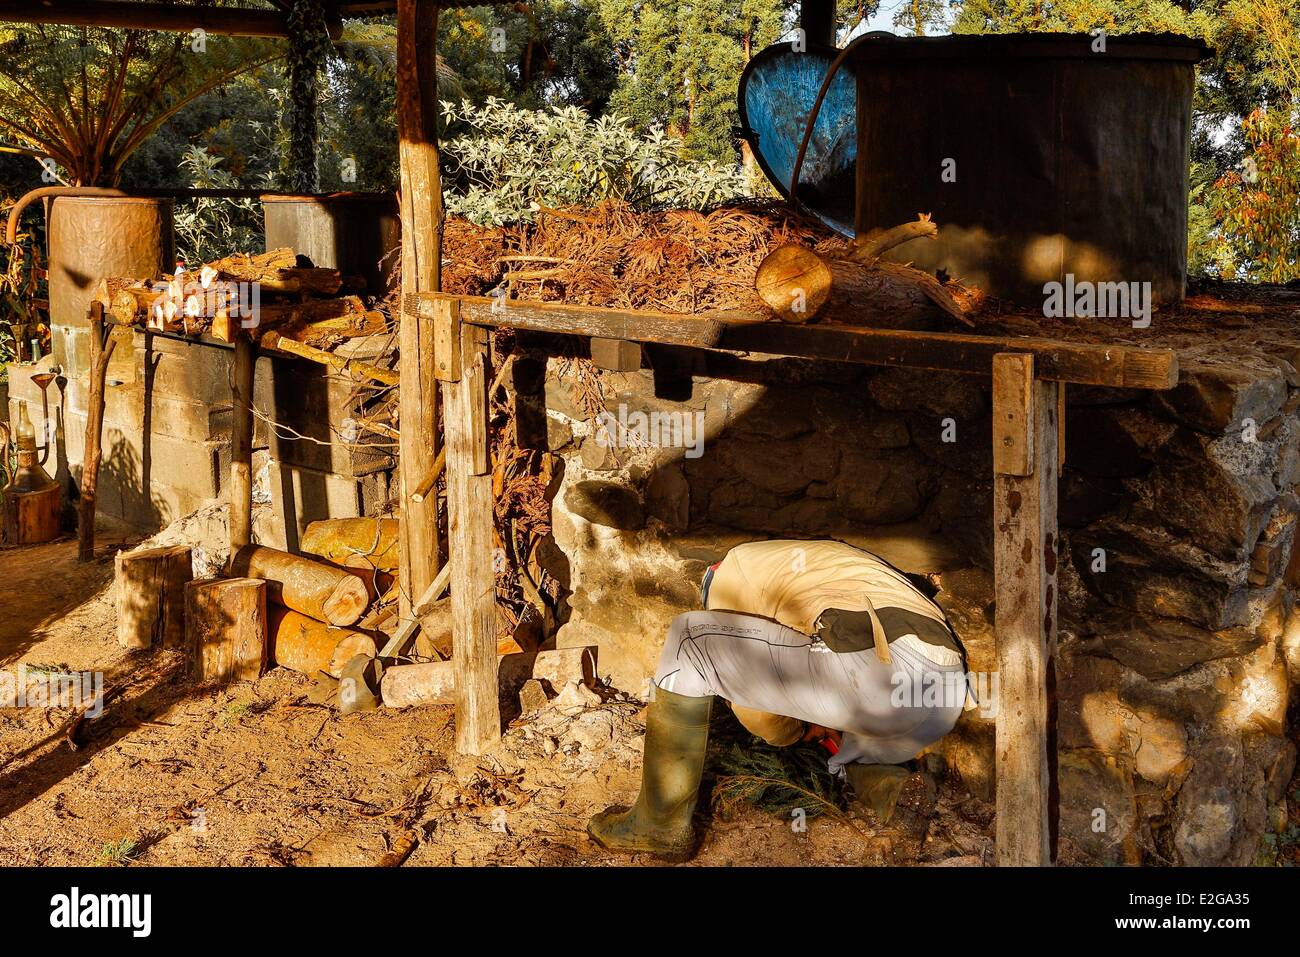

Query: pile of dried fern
left=441, top=200, right=846, bottom=314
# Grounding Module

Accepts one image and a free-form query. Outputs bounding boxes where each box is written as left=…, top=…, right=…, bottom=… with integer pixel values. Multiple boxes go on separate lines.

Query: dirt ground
left=0, top=526, right=997, bottom=868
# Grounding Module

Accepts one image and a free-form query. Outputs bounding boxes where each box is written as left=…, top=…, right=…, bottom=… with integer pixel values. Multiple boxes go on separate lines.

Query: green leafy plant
left=441, top=98, right=746, bottom=226
left=173, top=146, right=267, bottom=264
left=93, top=837, right=138, bottom=866
left=0, top=20, right=278, bottom=185
left=0, top=198, right=47, bottom=369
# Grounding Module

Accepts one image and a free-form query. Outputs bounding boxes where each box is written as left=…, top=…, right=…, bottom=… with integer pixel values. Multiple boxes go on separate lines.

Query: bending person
left=588, top=538, right=973, bottom=861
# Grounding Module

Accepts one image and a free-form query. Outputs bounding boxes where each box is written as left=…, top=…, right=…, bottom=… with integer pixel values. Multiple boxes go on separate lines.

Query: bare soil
left=0, top=529, right=996, bottom=868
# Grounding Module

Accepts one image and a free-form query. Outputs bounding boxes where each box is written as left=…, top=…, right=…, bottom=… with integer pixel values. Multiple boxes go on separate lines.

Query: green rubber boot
left=587, top=687, right=712, bottom=861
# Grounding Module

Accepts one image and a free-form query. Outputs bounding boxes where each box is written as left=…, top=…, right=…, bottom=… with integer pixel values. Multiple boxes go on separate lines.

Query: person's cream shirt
left=705, top=539, right=962, bottom=666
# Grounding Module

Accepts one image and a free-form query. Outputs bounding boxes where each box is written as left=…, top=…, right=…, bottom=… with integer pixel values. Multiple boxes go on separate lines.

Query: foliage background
left=1, top=0, right=1298, bottom=305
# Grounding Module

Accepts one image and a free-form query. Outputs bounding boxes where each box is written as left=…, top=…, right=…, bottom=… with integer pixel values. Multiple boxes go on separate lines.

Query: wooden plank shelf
left=415, top=293, right=1179, bottom=390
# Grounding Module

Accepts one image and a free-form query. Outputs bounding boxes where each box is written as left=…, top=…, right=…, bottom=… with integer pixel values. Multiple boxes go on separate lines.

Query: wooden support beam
left=590, top=337, right=642, bottom=371
left=432, top=297, right=462, bottom=382
left=421, top=294, right=1179, bottom=390
left=444, top=321, right=500, bottom=753
left=396, top=0, right=444, bottom=619
left=0, top=0, right=312, bottom=37
left=992, top=353, right=1058, bottom=867
left=228, top=333, right=256, bottom=558
left=413, top=294, right=735, bottom=351
left=78, top=303, right=115, bottom=562
left=720, top=322, right=1177, bottom=389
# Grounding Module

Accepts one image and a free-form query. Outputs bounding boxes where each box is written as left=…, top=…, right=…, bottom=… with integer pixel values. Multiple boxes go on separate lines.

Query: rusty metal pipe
left=4, top=186, right=337, bottom=245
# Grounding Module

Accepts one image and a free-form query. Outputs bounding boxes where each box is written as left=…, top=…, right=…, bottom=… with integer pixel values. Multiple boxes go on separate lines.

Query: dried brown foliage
left=441, top=200, right=845, bottom=313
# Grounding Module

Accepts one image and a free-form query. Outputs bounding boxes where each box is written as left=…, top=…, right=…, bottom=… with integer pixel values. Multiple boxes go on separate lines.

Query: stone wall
left=6, top=331, right=371, bottom=539
left=520, top=337, right=1299, bottom=866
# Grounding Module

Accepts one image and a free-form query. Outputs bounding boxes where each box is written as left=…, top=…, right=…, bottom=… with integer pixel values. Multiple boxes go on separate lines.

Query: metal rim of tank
left=259, top=192, right=396, bottom=204
left=848, top=31, right=1211, bottom=63
left=736, top=39, right=856, bottom=234
left=52, top=196, right=177, bottom=206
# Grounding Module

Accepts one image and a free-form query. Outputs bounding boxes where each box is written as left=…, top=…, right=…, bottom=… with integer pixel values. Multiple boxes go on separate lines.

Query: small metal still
left=2, top=372, right=62, bottom=545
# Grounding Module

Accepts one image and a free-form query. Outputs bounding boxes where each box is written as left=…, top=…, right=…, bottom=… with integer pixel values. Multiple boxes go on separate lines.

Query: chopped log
left=342, top=553, right=395, bottom=603
left=380, top=647, right=598, bottom=709
left=257, top=267, right=343, bottom=297
left=230, top=544, right=371, bottom=626
left=92, top=279, right=163, bottom=327
left=188, top=247, right=298, bottom=286
left=411, top=595, right=453, bottom=661
left=269, top=606, right=378, bottom=679
left=300, top=517, right=401, bottom=571
left=78, top=303, right=116, bottom=561
left=261, top=333, right=400, bottom=386
left=754, top=243, right=971, bottom=327
left=115, top=545, right=193, bottom=650
left=95, top=278, right=372, bottom=338
left=376, top=561, right=452, bottom=661
left=209, top=297, right=370, bottom=343
left=186, top=578, right=268, bottom=683
left=281, top=309, right=387, bottom=348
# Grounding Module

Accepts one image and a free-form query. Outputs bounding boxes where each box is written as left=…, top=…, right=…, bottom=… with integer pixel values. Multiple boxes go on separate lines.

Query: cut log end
left=322, top=574, right=373, bottom=627
left=755, top=244, right=832, bottom=323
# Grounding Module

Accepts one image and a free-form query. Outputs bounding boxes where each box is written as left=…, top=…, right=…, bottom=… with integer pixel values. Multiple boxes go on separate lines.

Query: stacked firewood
left=92, top=247, right=389, bottom=350
left=114, top=525, right=405, bottom=687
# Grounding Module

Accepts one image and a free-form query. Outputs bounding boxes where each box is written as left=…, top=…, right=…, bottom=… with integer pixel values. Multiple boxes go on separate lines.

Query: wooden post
left=444, top=321, right=499, bottom=753
left=589, top=337, right=641, bottom=371
left=992, top=353, right=1059, bottom=867
left=115, top=545, right=193, bottom=650
left=228, top=332, right=255, bottom=558
left=396, top=0, right=444, bottom=618
left=187, top=578, right=268, bottom=683
left=801, top=0, right=836, bottom=46
left=78, top=303, right=116, bottom=562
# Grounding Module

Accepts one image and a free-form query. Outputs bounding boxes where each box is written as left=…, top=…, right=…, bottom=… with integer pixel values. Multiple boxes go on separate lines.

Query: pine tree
left=597, top=0, right=795, bottom=164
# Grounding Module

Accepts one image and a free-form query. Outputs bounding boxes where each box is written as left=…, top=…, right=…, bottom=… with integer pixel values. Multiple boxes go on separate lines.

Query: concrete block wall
left=6, top=330, right=367, bottom=538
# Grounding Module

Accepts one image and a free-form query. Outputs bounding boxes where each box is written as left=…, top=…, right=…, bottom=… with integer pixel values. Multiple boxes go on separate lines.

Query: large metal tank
left=853, top=33, right=1208, bottom=305
left=262, top=193, right=400, bottom=297
left=47, top=196, right=174, bottom=376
